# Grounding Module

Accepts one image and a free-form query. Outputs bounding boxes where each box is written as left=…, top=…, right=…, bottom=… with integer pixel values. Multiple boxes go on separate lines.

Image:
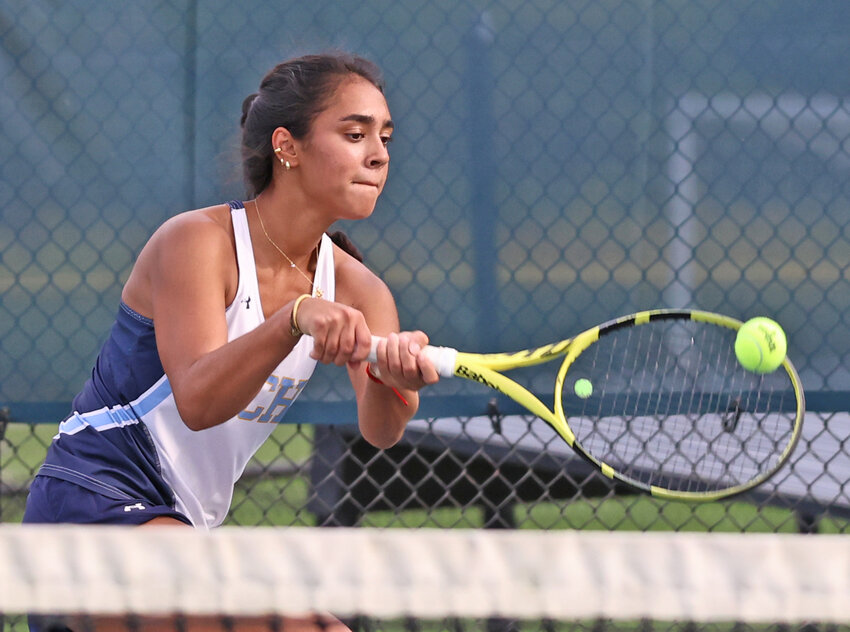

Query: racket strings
left=563, top=319, right=798, bottom=492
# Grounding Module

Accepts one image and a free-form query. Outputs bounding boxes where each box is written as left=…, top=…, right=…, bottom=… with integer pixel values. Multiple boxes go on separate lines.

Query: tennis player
left=23, top=52, right=439, bottom=631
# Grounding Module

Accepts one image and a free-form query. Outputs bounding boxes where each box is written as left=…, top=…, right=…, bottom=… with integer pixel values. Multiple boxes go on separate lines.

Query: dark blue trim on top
left=71, top=301, right=165, bottom=414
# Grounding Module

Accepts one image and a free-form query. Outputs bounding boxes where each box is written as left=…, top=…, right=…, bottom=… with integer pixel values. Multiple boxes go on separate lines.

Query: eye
left=346, top=132, right=365, bottom=141
left=381, top=135, right=393, bottom=147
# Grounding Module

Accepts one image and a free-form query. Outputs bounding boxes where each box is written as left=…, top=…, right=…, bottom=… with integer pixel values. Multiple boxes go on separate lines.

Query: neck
left=252, top=192, right=326, bottom=265
left=251, top=196, right=324, bottom=297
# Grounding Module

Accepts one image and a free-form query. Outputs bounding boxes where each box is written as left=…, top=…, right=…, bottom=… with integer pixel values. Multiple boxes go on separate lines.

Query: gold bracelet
left=289, top=294, right=311, bottom=338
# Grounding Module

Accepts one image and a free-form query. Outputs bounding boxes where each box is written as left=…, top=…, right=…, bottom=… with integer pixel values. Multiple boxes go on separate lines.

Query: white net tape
left=2, top=525, right=849, bottom=623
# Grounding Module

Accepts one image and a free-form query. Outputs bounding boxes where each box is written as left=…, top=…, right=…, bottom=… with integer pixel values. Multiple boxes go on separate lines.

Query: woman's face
left=294, top=76, right=393, bottom=220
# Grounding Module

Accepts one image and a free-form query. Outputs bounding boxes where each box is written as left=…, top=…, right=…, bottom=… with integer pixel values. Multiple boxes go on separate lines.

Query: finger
left=334, top=320, right=361, bottom=367
left=309, top=320, right=334, bottom=363
left=384, top=332, right=402, bottom=375
left=399, top=333, right=421, bottom=380
left=329, top=330, right=349, bottom=366
left=362, top=336, right=385, bottom=377
left=310, top=321, right=342, bottom=365
left=411, top=330, right=430, bottom=349
left=309, top=329, right=324, bottom=361
left=332, top=323, right=352, bottom=365
left=348, top=320, right=373, bottom=368
left=327, top=313, right=361, bottom=367
left=416, top=349, right=441, bottom=384
left=308, top=304, right=357, bottom=365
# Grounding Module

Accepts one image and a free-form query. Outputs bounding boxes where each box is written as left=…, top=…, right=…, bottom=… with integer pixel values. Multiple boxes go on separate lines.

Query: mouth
left=353, top=179, right=381, bottom=188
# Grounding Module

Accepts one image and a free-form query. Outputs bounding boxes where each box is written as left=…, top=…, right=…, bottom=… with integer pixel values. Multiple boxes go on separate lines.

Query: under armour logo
left=242, top=296, right=252, bottom=309
left=124, top=503, right=146, bottom=512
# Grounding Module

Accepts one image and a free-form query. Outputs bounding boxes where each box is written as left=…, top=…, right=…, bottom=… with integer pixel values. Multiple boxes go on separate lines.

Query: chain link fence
left=2, top=0, right=849, bottom=532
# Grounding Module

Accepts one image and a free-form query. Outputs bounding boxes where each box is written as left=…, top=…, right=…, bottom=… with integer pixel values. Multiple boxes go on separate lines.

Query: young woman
left=23, top=52, right=439, bottom=631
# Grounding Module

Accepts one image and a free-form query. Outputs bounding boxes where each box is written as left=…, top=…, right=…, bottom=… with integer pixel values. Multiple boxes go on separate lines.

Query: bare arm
left=303, top=258, right=438, bottom=449
left=131, top=212, right=303, bottom=430
left=130, top=213, right=435, bottom=437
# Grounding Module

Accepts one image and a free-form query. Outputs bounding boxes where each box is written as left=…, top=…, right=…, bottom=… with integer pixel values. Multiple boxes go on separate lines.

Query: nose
left=367, top=137, right=389, bottom=168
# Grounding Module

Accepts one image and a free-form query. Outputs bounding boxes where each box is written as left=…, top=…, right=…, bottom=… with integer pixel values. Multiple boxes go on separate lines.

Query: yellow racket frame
left=437, top=309, right=805, bottom=502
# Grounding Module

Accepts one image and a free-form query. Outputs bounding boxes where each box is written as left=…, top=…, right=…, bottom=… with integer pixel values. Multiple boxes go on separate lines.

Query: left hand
left=368, top=330, right=441, bottom=391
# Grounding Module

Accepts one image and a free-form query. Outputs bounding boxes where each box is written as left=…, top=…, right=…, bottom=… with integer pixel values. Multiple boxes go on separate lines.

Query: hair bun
left=240, top=93, right=259, bottom=127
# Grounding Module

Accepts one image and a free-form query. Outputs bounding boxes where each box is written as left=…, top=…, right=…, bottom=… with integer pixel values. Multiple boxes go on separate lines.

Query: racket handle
left=368, top=336, right=458, bottom=378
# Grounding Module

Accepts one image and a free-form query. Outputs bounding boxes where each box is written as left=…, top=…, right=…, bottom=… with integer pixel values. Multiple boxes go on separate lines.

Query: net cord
left=2, top=525, right=848, bottom=623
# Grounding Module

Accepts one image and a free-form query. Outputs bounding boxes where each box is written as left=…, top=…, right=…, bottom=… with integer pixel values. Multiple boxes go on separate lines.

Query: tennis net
left=2, top=524, right=849, bottom=631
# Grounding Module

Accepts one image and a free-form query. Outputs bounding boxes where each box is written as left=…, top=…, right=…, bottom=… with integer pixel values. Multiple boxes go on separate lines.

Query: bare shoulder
left=147, top=204, right=234, bottom=253
left=124, top=204, right=237, bottom=311
left=134, top=204, right=236, bottom=276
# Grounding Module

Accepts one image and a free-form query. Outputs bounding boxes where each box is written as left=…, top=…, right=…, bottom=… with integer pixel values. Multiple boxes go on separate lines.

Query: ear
left=271, top=127, right=299, bottom=168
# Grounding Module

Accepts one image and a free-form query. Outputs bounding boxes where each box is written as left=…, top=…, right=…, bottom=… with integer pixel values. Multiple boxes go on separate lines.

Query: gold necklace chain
left=253, top=198, right=323, bottom=298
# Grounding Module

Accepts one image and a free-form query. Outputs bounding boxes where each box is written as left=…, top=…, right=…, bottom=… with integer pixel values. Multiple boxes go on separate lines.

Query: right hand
left=291, top=296, right=372, bottom=367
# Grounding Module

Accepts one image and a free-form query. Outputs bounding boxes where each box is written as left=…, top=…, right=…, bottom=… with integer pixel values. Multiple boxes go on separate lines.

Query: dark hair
left=328, top=230, right=364, bottom=262
left=240, top=52, right=385, bottom=197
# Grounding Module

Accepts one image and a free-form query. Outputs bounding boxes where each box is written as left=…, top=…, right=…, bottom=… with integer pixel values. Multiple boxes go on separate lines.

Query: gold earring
left=274, top=148, right=290, bottom=169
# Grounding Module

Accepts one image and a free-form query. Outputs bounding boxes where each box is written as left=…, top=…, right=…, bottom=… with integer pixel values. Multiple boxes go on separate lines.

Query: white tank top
left=142, top=206, right=335, bottom=528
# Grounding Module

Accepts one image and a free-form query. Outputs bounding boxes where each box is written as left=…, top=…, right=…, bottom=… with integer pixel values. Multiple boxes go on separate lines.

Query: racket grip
left=368, top=336, right=457, bottom=378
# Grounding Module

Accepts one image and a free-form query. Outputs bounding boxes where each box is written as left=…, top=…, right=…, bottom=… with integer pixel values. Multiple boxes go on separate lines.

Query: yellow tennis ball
left=574, top=378, right=593, bottom=399
left=734, top=317, right=787, bottom=373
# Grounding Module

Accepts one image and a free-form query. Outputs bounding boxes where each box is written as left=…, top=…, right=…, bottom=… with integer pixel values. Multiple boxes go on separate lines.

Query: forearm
left=356, top=376, right=419, bottom=449
left=168, top=311, right=297, bottom=430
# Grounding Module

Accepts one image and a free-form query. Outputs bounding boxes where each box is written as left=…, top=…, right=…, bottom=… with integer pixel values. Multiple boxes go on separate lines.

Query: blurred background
left=2, top=0, right=849, bottom=534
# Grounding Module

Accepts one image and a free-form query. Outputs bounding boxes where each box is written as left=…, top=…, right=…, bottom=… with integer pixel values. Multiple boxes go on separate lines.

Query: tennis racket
left=368, top=309, right=805, bottom=502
